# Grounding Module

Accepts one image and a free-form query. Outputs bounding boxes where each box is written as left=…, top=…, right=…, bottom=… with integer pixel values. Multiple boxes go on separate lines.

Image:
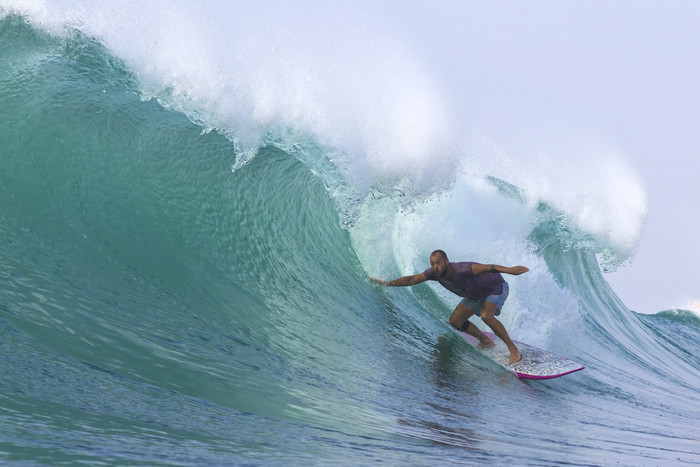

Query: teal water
left=1, top=13, right=699, bottom=466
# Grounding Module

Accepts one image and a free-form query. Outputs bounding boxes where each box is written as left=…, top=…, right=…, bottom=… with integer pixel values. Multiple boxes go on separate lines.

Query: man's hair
left=430, top=249, right=448, bottom=261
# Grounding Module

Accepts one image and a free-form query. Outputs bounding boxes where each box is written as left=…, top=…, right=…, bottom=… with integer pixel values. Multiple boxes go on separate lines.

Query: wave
left=0, top=2, right=647, bottom=259
left=1, top=9, right=699, bottom=465
left=651, top=308, right=700, bottom=328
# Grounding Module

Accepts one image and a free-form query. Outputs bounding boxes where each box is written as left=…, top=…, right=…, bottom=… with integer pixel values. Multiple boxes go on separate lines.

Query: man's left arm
left=472, top=263, right=529, bottom=275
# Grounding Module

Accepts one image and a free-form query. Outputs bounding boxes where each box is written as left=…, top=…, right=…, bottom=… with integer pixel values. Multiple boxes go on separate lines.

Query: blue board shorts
left=460, top=281, right=509, bottom=317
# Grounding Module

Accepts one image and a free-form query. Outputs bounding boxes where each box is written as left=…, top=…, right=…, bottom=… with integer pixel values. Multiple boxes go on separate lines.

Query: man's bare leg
left=467, top=324, right=495, bottom=349
left=480, top=302, right=521, bottom=364
left=449, top=303, right=494, bottom=348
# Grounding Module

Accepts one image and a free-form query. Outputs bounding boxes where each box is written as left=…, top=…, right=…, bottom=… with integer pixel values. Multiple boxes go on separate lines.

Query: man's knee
left=450, top=303, right=470, bottom=328
left=480, top=303, right=499, bottom=324
left=481, top=313, right=496, bottom=326
left=480, top=309, right=498, bottom=325
left=450, top=316, right=471, bottom=332
left=449, top=307, right=473, bottom=331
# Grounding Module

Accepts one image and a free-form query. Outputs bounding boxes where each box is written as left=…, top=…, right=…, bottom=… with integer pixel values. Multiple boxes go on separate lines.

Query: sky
left=361, top=1, right=699, bottom=313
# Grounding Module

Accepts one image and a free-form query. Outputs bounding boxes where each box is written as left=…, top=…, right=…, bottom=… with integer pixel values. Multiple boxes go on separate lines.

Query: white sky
left=365, top=1, right=699, bottom=313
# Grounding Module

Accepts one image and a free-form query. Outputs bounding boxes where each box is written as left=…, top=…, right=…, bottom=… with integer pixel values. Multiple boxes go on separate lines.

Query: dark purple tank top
left=423, top=261, right=504, bottom=301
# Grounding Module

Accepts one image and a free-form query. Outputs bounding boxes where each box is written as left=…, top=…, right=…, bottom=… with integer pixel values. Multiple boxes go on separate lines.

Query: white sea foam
left=3, top=0, right=455, bottom=174
left=457, top=123, right=648, bottom=260
left=680, top=299, right=700, bottom=317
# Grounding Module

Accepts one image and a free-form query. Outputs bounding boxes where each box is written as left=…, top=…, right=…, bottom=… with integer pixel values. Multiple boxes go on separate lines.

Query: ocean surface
left=1, top=6, right=699, bottom=466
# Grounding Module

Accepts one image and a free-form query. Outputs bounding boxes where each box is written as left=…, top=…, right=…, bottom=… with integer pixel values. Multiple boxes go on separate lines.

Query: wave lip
left=1, top=0, right=456, bottom=177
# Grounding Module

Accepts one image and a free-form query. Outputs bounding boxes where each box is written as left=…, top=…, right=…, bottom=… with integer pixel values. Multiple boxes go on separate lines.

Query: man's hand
left=369, top=277, right=387, bottom=285
left=508, top=266, right=529, bottom=275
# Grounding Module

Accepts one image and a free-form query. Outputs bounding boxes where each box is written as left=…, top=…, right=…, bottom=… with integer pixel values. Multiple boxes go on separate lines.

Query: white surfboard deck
left=456, top=330, right=585, bottom=380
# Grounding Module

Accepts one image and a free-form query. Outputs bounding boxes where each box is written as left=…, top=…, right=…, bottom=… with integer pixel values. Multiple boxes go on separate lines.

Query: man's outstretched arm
left=370, top=272, right=428, bottom=287
left=472, top=264, right=529, bottom=276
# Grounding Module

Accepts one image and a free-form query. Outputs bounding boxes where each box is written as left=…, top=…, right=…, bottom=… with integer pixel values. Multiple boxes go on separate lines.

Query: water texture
left=0, top=11, right=698, bottom=466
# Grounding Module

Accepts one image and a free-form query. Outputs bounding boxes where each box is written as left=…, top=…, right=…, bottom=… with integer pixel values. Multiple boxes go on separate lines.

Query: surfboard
left=455, top=330, right=585, bottom=380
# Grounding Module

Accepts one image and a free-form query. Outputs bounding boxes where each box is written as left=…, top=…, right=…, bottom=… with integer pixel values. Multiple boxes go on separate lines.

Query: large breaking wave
left=1, top=5, right=698, bottom=465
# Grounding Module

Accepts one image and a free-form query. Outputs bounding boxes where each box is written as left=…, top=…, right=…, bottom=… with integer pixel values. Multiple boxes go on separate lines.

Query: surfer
left=370, top=250, right=528, bottom=364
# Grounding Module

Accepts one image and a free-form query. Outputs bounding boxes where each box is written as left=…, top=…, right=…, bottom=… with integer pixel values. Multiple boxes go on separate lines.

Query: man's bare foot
left=477, top=336, right=495, bottom=349
left=508, top=349, right=522, bottom=364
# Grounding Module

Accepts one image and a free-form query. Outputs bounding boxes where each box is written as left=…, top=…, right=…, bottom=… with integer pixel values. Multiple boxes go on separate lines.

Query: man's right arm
left=369, top=273, right=428, bottom=287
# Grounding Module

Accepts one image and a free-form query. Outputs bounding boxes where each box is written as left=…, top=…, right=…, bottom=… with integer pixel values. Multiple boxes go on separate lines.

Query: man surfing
left=370, top=250, right=528, bottom=364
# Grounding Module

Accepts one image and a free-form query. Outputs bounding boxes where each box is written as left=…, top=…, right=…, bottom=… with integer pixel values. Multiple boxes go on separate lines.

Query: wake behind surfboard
left=456, top=330, right=585, bottom=380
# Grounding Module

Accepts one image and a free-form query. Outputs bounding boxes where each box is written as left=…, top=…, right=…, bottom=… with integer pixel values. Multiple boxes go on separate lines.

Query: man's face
left=430, top=253, right=448, bottom=278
